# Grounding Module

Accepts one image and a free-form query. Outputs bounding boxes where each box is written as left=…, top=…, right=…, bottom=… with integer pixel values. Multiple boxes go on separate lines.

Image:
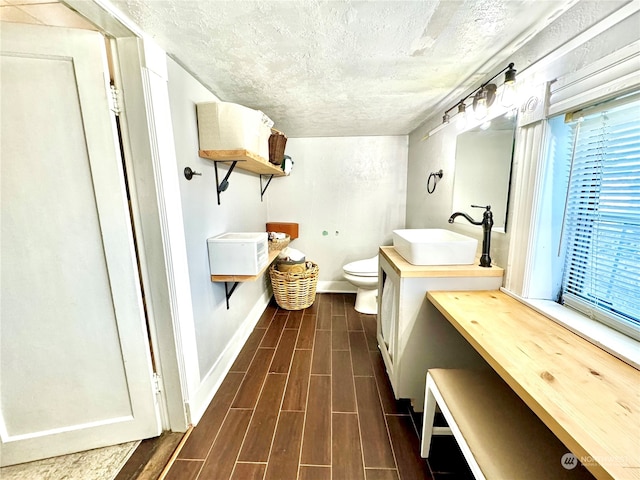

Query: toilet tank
left=207, top=232, right=268, bottom=275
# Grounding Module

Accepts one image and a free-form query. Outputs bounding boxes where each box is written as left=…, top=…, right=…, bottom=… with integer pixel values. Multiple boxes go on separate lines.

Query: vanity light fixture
left=473, top=84, right=497, bottom=120
left=456, top=103, right=467, bottom=130
left=427, top=112, right=451, bottom=136
left=501, top=63, right=517, bottom=106
left=473, top=87, right=487, bottom=119
left=424, top=62, right=516, bottom=139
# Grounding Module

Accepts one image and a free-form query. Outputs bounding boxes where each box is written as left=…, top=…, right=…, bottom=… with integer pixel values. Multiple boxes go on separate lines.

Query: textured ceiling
left=108, top=0, right=579, bottom=136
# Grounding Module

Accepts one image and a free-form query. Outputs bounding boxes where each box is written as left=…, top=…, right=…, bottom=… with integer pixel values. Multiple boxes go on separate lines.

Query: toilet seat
left=343, top=256, right=378, bottom=277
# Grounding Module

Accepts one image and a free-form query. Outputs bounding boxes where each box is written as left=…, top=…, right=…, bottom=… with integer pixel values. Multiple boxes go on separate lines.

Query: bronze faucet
left=448, top=205, right=493, bottom=267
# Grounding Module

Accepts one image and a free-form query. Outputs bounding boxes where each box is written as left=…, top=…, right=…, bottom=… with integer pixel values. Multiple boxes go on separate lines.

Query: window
left=551, top=94, right=640, bottom=340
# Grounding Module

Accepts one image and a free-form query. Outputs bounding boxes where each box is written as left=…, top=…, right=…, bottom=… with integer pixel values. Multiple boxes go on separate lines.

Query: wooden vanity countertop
left=379, top=246, right=504, bottom=278
left=428, top=290, right=640, bottom=480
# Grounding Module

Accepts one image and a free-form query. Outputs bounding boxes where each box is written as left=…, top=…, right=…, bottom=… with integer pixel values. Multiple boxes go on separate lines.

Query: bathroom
left=1, top=0, right=639, bottom=478
left=166, top=0, right=638, bottom=437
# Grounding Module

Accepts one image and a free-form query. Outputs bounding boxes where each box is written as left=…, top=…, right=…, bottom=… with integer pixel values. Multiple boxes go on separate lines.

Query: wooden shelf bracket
left=213, top=160, right=238, bottom=205
left=211, top=250, right=280, bottom=309
left=260, top=174, right=274, bottom=201
left=223, top=281, right=240, bottom=309
left=200, top=150, right=285, bottom=204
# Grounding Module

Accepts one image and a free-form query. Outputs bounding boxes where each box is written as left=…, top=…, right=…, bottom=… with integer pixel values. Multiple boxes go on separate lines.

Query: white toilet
left=343, top=256, right=379, bottom=314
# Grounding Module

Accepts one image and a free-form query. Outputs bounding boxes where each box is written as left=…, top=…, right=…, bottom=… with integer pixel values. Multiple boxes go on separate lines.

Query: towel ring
left=427, top=169, right=443, bottom=194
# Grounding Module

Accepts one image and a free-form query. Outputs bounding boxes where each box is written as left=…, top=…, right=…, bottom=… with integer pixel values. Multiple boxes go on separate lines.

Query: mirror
left=451, top=112, right=516, bottom=232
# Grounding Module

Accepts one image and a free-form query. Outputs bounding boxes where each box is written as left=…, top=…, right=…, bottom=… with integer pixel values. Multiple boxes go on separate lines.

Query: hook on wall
left=184, top=167, right=202, bottom=180
left=427, top=169, right=443, bottom=194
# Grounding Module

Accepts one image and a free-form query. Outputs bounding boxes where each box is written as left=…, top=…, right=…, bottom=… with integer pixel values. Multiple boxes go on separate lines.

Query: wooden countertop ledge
left=379, top=246, right=504, bottom=278
left=427, top=290, right=640, bottom=480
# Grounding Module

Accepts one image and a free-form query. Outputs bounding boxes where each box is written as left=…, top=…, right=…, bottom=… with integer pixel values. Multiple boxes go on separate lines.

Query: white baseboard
left=186, top=289, right=272, bottom=425
left=318, top=280, right=357, bottom=293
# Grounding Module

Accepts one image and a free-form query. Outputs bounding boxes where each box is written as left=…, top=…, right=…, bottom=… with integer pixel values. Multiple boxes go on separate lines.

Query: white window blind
left=561, top=95, right=640, bottom=340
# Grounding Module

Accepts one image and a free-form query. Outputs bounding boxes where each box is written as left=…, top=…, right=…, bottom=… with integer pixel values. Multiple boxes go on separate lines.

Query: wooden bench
left=421, top=368, right=595, bottom=479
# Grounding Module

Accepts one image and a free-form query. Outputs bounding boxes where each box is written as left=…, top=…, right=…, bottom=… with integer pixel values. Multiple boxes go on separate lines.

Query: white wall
left=267, top=136, right=408, bottom=291
left=406, top=1, right=639, bottom=271
left=166, top=58, right=273, bottom=421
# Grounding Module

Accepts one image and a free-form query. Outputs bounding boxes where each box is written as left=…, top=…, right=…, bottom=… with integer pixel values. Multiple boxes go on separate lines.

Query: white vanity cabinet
left=377, top=246, right=504, bottom=411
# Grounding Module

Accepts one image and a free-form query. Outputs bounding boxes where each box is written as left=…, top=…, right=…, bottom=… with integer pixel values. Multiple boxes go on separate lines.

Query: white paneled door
left=0, top=22, right=160, bottom=466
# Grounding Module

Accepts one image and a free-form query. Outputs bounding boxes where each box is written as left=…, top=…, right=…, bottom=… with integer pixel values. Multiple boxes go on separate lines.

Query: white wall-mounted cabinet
left=377, top=247, right=504, bottom=411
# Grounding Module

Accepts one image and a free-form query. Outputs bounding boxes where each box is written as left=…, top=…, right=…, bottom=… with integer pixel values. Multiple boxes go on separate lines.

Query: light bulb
left=473, top=88, right=488, bottom=120
left=501, top=63, right=517, bottom=107
left=501, top=82, right=517, bottom=107
left=456, top=103, right=467, bottom=130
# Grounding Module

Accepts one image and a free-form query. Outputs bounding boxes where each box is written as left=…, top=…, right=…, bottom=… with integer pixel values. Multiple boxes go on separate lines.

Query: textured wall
left=167, top=58, right=271, bottom=382
left=267, top=136, right=408, bottom=289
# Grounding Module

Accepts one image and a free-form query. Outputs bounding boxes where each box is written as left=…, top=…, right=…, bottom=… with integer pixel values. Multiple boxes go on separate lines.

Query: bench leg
left=421, top=373, right=438, bottom=458
left=427, top=373, right=486, bottom=480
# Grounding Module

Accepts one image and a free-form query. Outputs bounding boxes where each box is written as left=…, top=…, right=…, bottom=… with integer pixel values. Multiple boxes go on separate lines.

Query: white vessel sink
left=392, top=229, right=478, bottom=265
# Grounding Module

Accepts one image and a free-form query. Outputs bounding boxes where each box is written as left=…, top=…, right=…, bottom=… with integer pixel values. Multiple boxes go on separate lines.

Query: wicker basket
left=268, top=128, right=288, bottom=165
left=269, top=262, right=319, bottom=310
left=268, top=234, right=290, bottom=252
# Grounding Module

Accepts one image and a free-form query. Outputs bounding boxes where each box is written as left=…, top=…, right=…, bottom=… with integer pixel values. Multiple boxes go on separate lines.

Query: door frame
left=63, top=0, right=190, bottom=432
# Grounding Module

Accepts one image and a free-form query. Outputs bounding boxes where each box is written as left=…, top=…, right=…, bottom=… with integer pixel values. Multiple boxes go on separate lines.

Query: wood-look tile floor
left=165, top=293, right=472, bottom=480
